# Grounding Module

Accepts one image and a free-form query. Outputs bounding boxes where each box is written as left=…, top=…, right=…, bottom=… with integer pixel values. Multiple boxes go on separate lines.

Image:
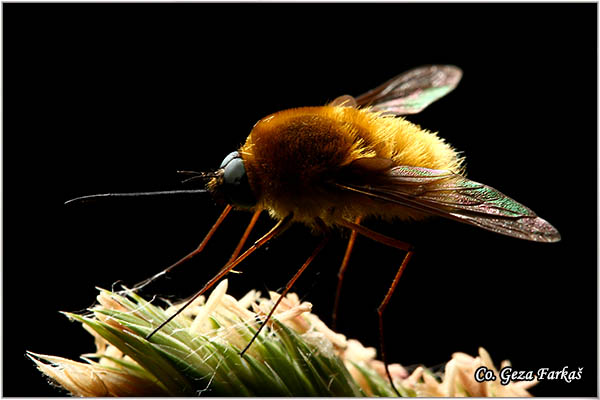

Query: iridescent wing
left=330, top=65, right=462, bottom=115
left=335, top=162, right=561, bottom=243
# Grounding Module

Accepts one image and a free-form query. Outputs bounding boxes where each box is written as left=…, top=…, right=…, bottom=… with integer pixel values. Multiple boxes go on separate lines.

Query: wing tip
left=438, top=64, right=463, bottom=85
left=530, top=217, right=561, bottom=243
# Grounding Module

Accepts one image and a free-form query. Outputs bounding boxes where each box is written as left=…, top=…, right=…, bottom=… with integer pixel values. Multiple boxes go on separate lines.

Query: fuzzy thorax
left=239, top=106, right=464, bottom=226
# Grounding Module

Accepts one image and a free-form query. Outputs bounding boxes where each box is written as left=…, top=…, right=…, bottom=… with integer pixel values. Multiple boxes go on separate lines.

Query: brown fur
left=239, top=106, right=463, bottom=226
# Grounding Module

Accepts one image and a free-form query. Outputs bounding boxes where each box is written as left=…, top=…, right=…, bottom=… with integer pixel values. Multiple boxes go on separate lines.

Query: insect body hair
left=239, top=106, right=464, bottom=226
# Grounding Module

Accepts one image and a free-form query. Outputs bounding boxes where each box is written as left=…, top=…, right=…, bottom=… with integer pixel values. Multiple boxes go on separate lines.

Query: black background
left=4, top=3, right=597, bottom=397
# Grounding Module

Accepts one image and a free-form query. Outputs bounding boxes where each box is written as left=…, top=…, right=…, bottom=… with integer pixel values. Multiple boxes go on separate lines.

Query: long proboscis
left=64, top=189, right=210, bottom=206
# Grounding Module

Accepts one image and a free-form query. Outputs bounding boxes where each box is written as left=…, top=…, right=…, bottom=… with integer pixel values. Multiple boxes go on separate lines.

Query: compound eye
left=220, top=152, right=256, bottom=208
left=220, top=151, right=240, bottom=169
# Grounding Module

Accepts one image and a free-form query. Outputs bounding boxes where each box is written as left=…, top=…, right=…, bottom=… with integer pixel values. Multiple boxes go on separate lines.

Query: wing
left=335, top=162, right=561, bottom=243
left=330, top=65, right=462, bottom=115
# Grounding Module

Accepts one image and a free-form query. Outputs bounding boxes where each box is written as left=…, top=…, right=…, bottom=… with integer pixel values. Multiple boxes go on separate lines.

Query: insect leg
left=337, top=218, right=414, bottom=397
left=337, top=219, right=412, bottom=252
left=146, top=213, right=294, bottom=340
left=240, top=231, right=330, bottom=356
left=332, top=216, right=361, bottom=330
left=131, top=204, right=233, bottom=292
left=228, top=209, right=262, bottom=263
left=377, top=249, right=413, bottom=396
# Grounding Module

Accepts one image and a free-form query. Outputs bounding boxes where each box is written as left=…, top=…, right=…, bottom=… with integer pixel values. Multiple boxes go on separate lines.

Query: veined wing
left=336, top=165, right=561, bottom=243
left=330, top=65, right=462, bottom=115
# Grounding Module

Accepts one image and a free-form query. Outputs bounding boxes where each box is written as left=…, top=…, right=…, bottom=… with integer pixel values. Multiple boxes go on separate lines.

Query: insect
left=69, top=65, right=560, bottom=394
